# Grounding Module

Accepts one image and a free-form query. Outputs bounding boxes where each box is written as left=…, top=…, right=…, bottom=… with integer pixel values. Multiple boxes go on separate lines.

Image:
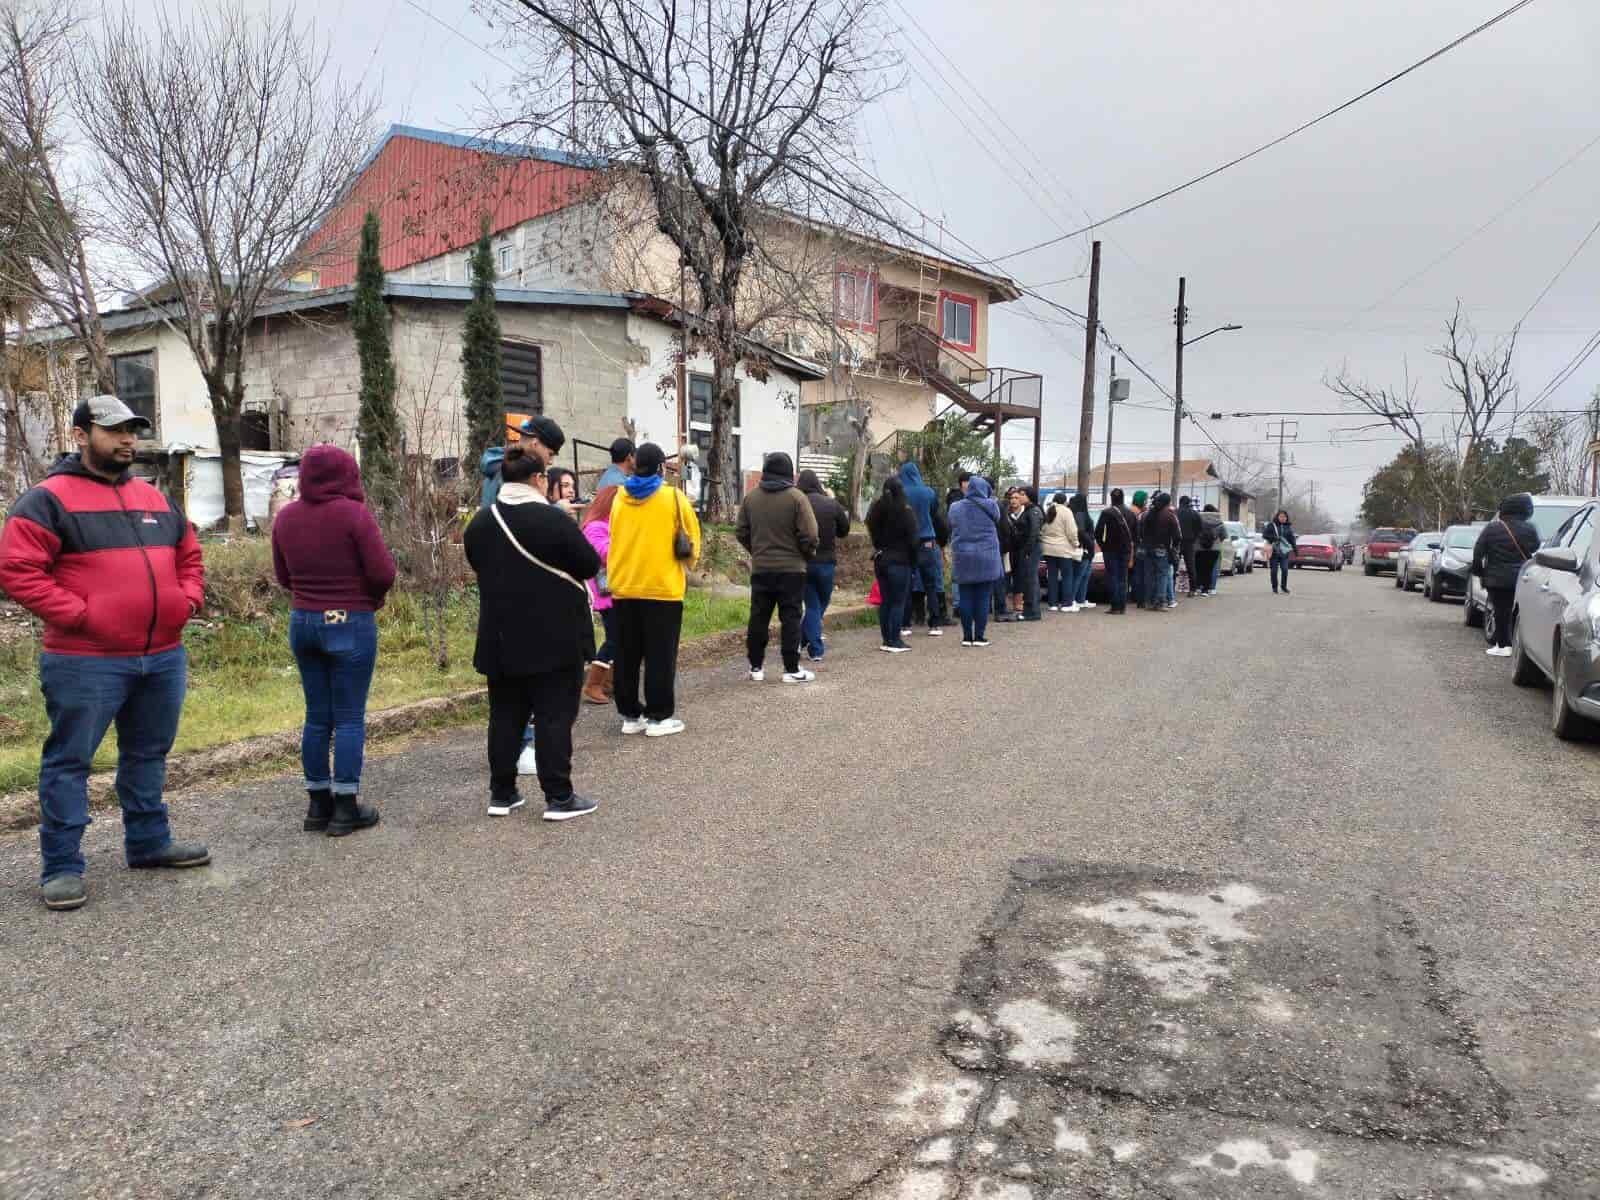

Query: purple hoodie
left=271, top=444, right=397, bottom=611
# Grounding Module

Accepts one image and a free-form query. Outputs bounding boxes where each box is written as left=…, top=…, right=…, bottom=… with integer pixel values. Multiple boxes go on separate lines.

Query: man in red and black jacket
left=0, top=396, right=211, bottom=911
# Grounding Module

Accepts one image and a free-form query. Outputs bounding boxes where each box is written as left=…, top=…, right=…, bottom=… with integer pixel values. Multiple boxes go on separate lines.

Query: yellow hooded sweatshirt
left=607, top=483, right=702, bottom=601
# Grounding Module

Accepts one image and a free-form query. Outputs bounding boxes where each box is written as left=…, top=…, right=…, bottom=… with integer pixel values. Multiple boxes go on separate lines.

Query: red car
left=1363, top=527, right=1418, bottom=576
left=1290, top=535, right=1342, bottom=570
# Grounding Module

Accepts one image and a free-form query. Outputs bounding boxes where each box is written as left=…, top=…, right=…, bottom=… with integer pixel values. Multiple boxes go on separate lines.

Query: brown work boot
left=582, top=661, right=610, bottom=705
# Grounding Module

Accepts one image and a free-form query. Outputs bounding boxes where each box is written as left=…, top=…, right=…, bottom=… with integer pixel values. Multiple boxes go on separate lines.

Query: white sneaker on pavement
left=748, top=667, right=765, bottom=681
left=927, top=627, right=942, bottom=636
left=645, top=717, right=685, bottom=737
left=1081, top=602, right=1097, bottom=609
left=782, top=668, right=816, bottom=684
left=516, top=745, right=538, bottom=776
left=621, top=717, right=648, bottom=735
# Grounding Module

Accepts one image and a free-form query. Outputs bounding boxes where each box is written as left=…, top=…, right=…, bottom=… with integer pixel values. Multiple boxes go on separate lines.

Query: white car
left=1395, top=532, right=1442, bottom=592
left=1222, top=521, right=1253, bottom=575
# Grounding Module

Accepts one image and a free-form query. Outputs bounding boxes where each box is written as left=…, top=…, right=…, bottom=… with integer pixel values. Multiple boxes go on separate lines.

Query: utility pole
left=1075, top=240, right=1101, bottom=496
left=1268, top=420, right=1299, bottom=513
left=1171, top=276, right=1186, bottom=502
left=1102, top=355, right=1117, bottom=502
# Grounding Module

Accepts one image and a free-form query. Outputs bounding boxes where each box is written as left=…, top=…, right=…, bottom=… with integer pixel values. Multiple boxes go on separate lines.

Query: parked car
left=1222, top=521, right=1252, bottom=575
left=1508, top=499, right=1600, bottom=739
left=1290, top=534, right=1342, bottom=570
left=1363, top=527, right=1418, bottom=576
left=1395, top=531, right=1442, bottom=591
left=1423, top=523, right=1483, bottom=601
left=1249, top=533, right=1269, bottom=567
left=1465, top=495, right=1590, bottom=642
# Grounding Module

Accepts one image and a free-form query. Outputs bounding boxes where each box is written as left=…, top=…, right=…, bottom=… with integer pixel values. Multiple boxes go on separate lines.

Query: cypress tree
left=461, top=217, right=503, bottom=491
left=352, top=209, right=399, bottom=513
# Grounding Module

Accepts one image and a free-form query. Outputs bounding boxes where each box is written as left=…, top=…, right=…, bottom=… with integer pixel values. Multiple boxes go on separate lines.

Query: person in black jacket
left=796, top=469, right=851, bottom=661
left=1177, top=496, right=1202, bottom=597
left=1068, top=493, right=1097, bottom=609
left=1094, top=488, right=1135, bottom=614
left=1472, top=492, right=1541, bottom=655
left=1140, top=492, right=1181, bottom=610
left=1011, top=486, right=1045, bottom=620
left=464, top=446, right=602, bottom=821
left=866, top=476, right=920, bottom=653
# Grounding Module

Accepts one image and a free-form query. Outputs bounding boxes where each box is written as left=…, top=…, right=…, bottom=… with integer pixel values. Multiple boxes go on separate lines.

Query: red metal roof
left=302, top=127, right=599, bottom=288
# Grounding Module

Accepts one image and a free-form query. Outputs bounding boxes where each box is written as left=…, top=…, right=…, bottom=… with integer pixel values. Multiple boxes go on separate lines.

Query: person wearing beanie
left=1177, top=495, right=1203, bottom=598
left=1140, top=491, right=1181, bottom=611
left=1129, top=488, right=1151, bottom=609
left=607, top=442, right=701, bottom=736
left=796, top=469, right=851, bottom=661
left=518, top=414, right=566, bottom=467
left=735, top=451, right=819, bottom=683
left=596, top=437, right=636, bottom=491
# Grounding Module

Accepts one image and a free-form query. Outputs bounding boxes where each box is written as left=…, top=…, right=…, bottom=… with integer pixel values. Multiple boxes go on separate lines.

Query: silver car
left=1395, top=532, right=1442, bottom=592
left=1222, top=521, right=1252, bottom=575
left=1509, top=499, right=1600, bottom=739
left=1465, top=495, right=1589, bottom=642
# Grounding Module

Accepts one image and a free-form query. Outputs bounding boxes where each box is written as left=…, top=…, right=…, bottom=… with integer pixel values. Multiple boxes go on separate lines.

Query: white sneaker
left=899, top=628, right=913, bottom=638
left=972, top=639, right=991, bottom=647
left=1499, top=646, right=1515, bottom=657
left=620, top=717, right=648, bottom=735
left=1487, top=646, right=1513, bottom=658
left=927, top=627, right=942, bottom=636
left=487, top=796, right=525, bottom=817
left=1081, top=602, right=1097, bottom=609
left=645, top=717, right=685, bottom=737
left=516, top=745, right=538, bottom=776
left=960, top=640, right=974, bottom=647
left=1065, top=603, right=1080, bottom=613
left=748, top=667, right=765, bottom=682
left=879, top=644, right=911, bottom=654
left=782, top=668, right=816, bottom=684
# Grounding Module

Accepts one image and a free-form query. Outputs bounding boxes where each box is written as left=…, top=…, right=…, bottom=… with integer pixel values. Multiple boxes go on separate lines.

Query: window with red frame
left=835, top=268, right=877, bottom=330
left=939, top=291, right=977, bottom=352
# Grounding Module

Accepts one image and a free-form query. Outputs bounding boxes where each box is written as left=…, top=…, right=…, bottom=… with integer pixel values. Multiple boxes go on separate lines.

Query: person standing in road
left=580, top=485, right=621, bottom=704
left=0, top=396, right=210, bottom=911
left=1069, top=493, right=1097, bottom=610
left=1177, top=496, right=1202, bottom=598
left=271, top=444, right=396, bottom=838
left=867, top=475, right=919, bottom=653
left=595, top=437, right=635, bottom=491
left=1471, top=492, right=1541, bottom=657
left=464, top=445, right=601, bottom=821
left=948, top=477, right=1004, bottom=646
left=736, top=452, right=819, bottom=684
left=1012, top=486, right=1045, bottom=621
left=797, top=469, right=851, bottom=662
left=607, top=443, right=701, bottom=736
left=1265, top=508, right=1297, bottom=595
left=1196, top=504, right=1225, bottom=597
left=1095, top=487, right=1135, bottom=615
left=1141, top=492, right=1181, bottom=611
left=1039, top=490, right=1082, bottom=612
left=897, top=461, right=946, bottom=637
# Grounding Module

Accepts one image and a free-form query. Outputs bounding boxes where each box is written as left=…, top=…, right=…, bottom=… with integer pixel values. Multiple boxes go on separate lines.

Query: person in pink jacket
left=580, top=485, right=619, bottom=704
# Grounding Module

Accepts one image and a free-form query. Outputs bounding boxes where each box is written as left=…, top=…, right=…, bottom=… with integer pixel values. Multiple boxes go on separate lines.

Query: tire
left=1365, top=563, right=1377, bottom=577
left=1394, top=569, right=1404, bottom=589
left=1464, top=593, right=1483, bottom=628
left=1550, top=643, right=1596, bottom=740
left=1429, top=576, right=1444, bottom=602
left=1510, top=615, right=1542, bottom=687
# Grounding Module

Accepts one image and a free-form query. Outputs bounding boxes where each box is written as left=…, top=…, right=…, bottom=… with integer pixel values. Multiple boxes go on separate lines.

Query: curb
left=0, top=600, right=874, bottom=834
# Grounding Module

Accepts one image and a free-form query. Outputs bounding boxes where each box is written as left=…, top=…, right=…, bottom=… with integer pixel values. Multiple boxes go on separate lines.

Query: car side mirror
left=1535, top=547, right=1580, bottom=573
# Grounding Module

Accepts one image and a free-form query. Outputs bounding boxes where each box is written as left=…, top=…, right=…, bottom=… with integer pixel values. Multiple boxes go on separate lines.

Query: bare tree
left=1529, top=386, right=1600, bottom=496
left=487, top=0, right=897, bottom=518
left=74, top=4, right=378, bottom=528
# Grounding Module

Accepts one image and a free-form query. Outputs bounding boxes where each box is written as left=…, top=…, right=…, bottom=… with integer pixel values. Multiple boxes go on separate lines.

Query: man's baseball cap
left=73, top=394, right=152, bottom=434
left=518, top=414, right=565, bottom=453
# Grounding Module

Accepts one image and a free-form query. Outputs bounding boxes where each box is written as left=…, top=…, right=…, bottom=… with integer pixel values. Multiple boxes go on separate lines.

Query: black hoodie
left=1471, top=492, right=1540, bottom=591
left=796, top=470, right=851, bottom=563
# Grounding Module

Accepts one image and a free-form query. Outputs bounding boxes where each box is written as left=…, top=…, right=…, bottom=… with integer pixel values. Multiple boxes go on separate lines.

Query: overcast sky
left=223, top=0, right=1600, bottom=520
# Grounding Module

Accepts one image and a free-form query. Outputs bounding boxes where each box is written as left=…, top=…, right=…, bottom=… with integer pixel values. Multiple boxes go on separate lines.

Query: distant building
left=1041, top=458, right=1256, bottom=527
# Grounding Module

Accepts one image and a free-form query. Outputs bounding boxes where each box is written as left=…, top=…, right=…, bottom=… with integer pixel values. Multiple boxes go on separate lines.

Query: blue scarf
left=624, top=472, right=664, bottom=501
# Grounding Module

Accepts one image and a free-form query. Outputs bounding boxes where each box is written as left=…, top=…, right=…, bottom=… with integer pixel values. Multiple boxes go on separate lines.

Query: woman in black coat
left=1471, top=492, right=1541, bottom=655
left=867, top=476, right=920, bottom=653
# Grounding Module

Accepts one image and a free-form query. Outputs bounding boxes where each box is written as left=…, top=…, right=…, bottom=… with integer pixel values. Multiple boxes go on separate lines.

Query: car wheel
left=1510, top=615, right=1542, bottom=687
left=1364, top=563, right=1377, bottom=577
left=1464, top=593, right=1483, bottom=628
left=1550, top=643, right=1596, bottom=740
left=1429, top=576, right=1444, bottom=602
left=1394, top=569, right=1404, bottom=589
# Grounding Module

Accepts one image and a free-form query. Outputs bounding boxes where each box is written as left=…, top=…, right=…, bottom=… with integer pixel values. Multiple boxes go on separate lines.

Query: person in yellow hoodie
left=607, top=442, right=701, bottom=737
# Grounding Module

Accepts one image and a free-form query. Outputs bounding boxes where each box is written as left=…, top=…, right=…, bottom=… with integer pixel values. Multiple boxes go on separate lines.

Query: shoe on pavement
left=899, top=628, right=914, bottom=638
left=879, top=644, right=911, bottom=654
left=748, top=666, right=765, bottom=682
left=327, top=795, right=380, bottom=838
left=128, top=840, right=211, bottom=870
left=972, top=639, right=992, bottom=647
left=487, top=794, right=526, bottom=817
left=1081, top=602, right=1097, bottom=609
left=960, top=640, right=973, bottom=647
left=620, top=717, right=648, bottom=735
left=646, top=717, right=685, bottom=737
left=782, top=668, right=816, bottom=684
left=927, top=627, right=942, bottom=636
left=806, top=647, right=823, bottom=663
left=41, top=874, right=86, bottom=911
left=304, top=788, right=334, bottom=832
left=516, top=744, right=538, bottom=775
left=543, top=794, right=599, bottom=821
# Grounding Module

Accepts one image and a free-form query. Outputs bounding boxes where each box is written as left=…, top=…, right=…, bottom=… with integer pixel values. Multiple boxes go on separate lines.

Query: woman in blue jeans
left=271, top=445, right=396, bottom=836
left=948, top=477, right=1004, bottom=645
left=866, top=476, right=919, bottom=652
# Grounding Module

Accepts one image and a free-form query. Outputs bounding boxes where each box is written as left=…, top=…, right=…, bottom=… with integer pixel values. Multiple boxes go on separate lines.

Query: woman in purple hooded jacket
left=271, top=445, right=396, bottom=838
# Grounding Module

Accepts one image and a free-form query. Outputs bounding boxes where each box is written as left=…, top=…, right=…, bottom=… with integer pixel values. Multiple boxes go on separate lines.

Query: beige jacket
left=1039, top=502, right=1082, bottom=560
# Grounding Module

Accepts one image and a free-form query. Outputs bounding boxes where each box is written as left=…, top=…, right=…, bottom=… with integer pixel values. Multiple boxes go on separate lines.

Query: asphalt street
left=2, top=568, right=1598, bottom=1199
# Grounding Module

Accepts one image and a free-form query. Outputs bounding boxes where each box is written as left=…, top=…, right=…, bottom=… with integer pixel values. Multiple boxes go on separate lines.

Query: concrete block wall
left=242, top=311, right=362, bottom=450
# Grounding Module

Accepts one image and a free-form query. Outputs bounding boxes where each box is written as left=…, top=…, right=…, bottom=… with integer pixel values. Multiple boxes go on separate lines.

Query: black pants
left=1488, top=586, right=1515, bottom=649
left=1181, top=542, right=1200, bottom=594
left=488, top=666, right=581, bottom=804
left=1195, top=550, right=1220, bottom=591
left=748, top=571, right=805, bottom=674
left=613, top=598, right=683, bottom=720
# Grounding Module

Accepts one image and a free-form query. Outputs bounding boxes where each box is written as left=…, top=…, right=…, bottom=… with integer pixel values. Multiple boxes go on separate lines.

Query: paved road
left=3, top=570, right=1598, bottom=1199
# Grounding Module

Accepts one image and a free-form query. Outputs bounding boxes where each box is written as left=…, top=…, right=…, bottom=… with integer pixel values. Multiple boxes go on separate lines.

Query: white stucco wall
left=98, top=324, right=215, bottom=448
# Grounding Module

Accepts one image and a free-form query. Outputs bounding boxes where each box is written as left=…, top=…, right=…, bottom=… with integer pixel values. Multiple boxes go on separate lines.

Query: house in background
left=1043, top=458, right=1257, bottom=527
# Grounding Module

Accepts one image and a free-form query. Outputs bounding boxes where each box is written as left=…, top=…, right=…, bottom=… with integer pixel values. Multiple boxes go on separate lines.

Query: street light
left=1184, top=323, right=1244, bottom=348
left=1172, top=273, right=1240, bottom=501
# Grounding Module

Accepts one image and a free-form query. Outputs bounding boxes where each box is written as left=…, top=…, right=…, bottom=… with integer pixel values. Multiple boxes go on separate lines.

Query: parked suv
left=1424, top=523, right=1483, bottom=601
left=1509, top=499, right=1600, bottom=739
left=1363, top=527, right=1418, bottom=576
left=1464, top=495, right=1589, bottom=642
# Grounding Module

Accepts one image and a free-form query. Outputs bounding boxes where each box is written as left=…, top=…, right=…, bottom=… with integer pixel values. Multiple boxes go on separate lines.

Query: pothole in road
left=847, top=860, right=1556, bottom=1198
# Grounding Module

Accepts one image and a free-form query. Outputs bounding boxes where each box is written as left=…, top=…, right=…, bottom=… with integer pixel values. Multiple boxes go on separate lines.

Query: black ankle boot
left=327, top=794, right=380, bottom=837
left=303, top=789, right=334, bottom=832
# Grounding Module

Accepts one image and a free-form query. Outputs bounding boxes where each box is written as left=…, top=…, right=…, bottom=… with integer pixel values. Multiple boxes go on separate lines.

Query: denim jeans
left=1074, top=555, right=1092, bottom=605
left=1271, top=553, right=1291, bottom=592
left=875, top=558, right=912, bottom=647
left=37, top=646, right=187, bottom=882
left=901, top=542, right=945, bottom=630
left=958, top=580, right=992, bottom=642
left=802, top=560, right=836, bottom=657
left=1151, top=549, right=1173, bottom=606
left=594, top=606, right=618, bottom=665
left=289, top=609, right=379, bottom=796
left=1105, top=550, right=1129, bottom=610
left=1044, top=556, right=1070, bottom=606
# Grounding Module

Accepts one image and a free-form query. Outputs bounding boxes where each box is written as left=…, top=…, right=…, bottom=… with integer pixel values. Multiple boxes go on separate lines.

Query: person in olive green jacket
left=735, top=452, right=819, bottom=684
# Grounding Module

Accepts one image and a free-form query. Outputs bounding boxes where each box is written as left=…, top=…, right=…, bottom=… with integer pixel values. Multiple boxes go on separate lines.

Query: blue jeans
left=802, top=560, right=836, bottom=657
left=875, top=558, right=912, bottom=647
left=1044, top=556, right=1070, bottom=606
left=1151, top=549, right=1173, bottom=606
left=958, top=581, right=992, bottom=642
left=1105, top=549, right=1129, bottom=610
left=901, top=542, right=945, bottom=630
left=1074, top=555, right=1092, bottom=604
left=37, top=646, right=187, bottom=882
left=289, top=609, right=378, bottom=796
left=1271, top=554, right=1291, bottom=592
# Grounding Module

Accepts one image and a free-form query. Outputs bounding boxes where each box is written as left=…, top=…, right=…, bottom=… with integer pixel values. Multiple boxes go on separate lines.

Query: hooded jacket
left=899, top=461, right=939, bottom=541
left=735, top=466, right=819, bottom=573
left=1471, top=492, right=1540, bottom=591
left=1198, top=509, right=1226, bottom=550
left=1070, top=494, right=1096, bottom=558
left=866, top=487, right=920, bottom=566
left=1140, top=494, right=1181, bottom=552
left=272, top=445, right=397, bottom=612
left=0, top=453, right=204, bottom=657
left=948, top=478, right=1005, bottom=585
left=479, top=446, right=505, bottom=509
left=608, top=481, right=702, bottom=602
left=1039, top=497, right=1082, bottom=560
left=796, top=470, right=850, bottom=563
left=1177, top=499, right=1201, bottom=546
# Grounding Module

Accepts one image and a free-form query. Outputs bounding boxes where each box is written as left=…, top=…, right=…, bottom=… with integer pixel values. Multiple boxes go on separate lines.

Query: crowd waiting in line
left=0, top=396, right=1305, bottom=911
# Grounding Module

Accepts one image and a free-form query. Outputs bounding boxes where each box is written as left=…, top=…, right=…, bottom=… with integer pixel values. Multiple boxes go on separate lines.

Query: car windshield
left=1224, top=523, right=1244, bottom=536
left=1531, top=503, right=1583, bottom=541
left=1371, top=528, right=1414, bottom=544
left=1444, top=526, right=1479, bottom=549
left=1410, top=533, right=1441, bottom=548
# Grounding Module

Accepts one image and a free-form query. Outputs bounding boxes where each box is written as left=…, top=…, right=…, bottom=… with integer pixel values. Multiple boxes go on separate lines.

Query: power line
left=1514, top=212, right=1600, bottom=330
left=983, top=0, right=1543, bottom=264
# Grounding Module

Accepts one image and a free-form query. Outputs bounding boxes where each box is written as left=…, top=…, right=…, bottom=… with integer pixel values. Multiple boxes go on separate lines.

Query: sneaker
left=880, top=644, right=911, bottom=654
left=127, top=840, right=211, bottom=870
left=960, top=640, right=974, bottom=647
left=543, top=794, right=599, bottom=821
left=41, top=874, right=86, bottom=911
left=487, top=795, right=526, bottom=817
left=782, top=668, right=816, bottom=684
left=620, top=717, right=649, bottom=735
left=1064, top=603, right=1080, bottom=613
left=899, top=628, right=913, bottom=638
left=1487, top=646, right=1513, bottom=658
left=1166, top=602, right=1177, bottom=611
left=927, top=627, right=942, bottom=637
left=972, top=639, right=992, bottom=647
left=516, top=744, right=538, bottom=775
left=748, top=667, right=765, bottom=682
left=645, top=717, right=685, bottom=737
left=806, top=647, right=823, bottom=663
left=1081, top=602, right=1097, bottom=609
